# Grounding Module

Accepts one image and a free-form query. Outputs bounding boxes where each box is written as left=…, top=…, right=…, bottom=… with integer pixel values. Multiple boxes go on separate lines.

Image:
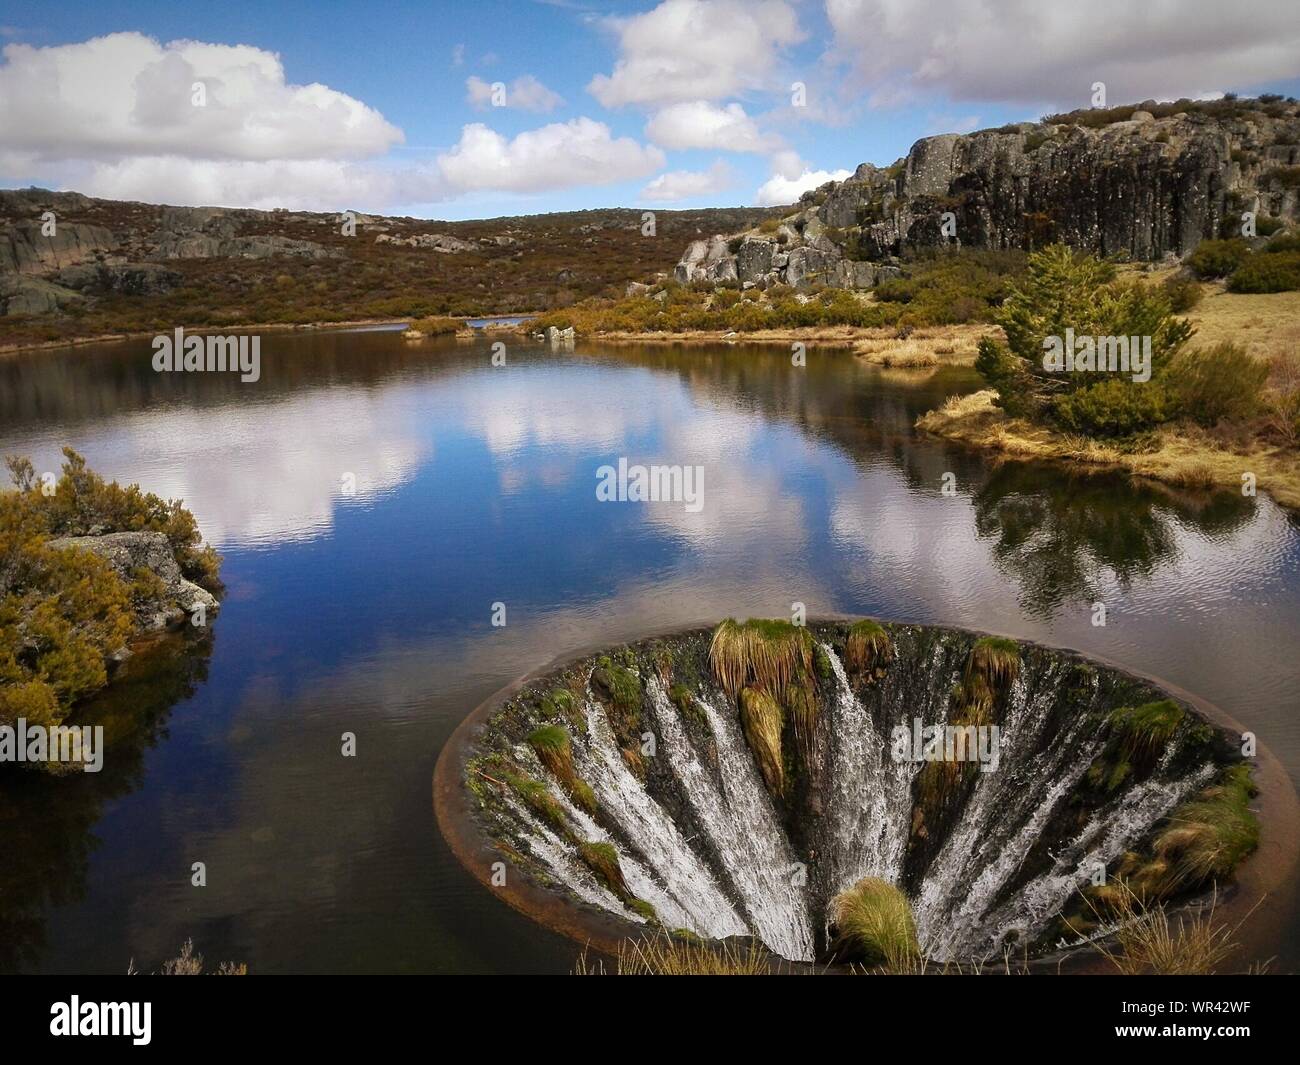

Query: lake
left=2, top=325, right=1298, bottom=973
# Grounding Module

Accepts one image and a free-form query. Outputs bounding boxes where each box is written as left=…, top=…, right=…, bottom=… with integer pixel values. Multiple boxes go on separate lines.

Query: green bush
left=1161, top=273, right=1203, bottom=312
left=2, top=450, right=222, bottom=762
left=1052, top=378, right=1172, bottom=437
left=1167, top=343, right=1269, bottom=424
left=1185, top=238, right=1250, bottom=280
left=1226, top=250, right=1300, bottom=293
left=1263, top=165, right=1300, bottom=188
left=20, top=449, right=221, bottom=588
left=1264, top=233, right=1300, bottom=254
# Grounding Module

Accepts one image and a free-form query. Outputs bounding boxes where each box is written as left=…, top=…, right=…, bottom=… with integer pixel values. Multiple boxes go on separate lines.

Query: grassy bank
left=918, top=389, right=1300, bottom=509
left=916, top=246, right=1300, bottom=510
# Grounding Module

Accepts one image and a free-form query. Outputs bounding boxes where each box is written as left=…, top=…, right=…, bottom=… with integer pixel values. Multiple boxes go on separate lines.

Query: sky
left=1, top=0, right=1299, bottom=220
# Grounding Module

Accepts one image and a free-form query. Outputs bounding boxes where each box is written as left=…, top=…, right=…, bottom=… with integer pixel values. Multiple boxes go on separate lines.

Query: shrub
left=1185, top=238, right=1250, bottom=280
left=1161, top=273, right=1203, bottom=312
left=1226, top=250, right=1300, bottom=293
left=1167, top=343, right=1269, bottom=425
left=1264, top=354, right=1300, bottom=445
left=1053, top=378, right=1172, bottom=436
left=1263, top=165, right=1300, bottom=188
left=1, top=454, right=195, bottom=751
left=10, top=448, right=221, bottom=589
left=976, top=245, right=1191, bottom=430
left=1264, top=233, right=1300, bottom=254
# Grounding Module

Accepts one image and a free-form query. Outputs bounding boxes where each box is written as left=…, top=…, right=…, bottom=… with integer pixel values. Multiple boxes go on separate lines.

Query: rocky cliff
left=676, top=97, right=1300, bottom=289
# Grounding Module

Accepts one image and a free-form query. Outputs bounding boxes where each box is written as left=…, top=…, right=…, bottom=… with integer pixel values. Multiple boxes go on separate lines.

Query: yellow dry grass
left=917, top=390, right=1300, bottom=511
left=853, top=324, right=994, bottom=367
left=1186, top=286, right=1300, bottom=367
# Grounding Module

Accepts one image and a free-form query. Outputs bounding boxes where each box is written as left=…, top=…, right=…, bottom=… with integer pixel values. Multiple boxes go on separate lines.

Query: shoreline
left=0, top=313, right=538, bottom=356
left=918, top=390, right=1300, bottom=512
left=528, top=323, right=990, bottom=364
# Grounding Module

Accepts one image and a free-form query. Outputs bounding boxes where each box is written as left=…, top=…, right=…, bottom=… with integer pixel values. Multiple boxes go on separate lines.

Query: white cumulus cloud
left=644, top=101, right=781, bottom=152
left=0, top=32, right=403, bottom=163
left=641, top=161, right=734, bottom=201
left=435, top=118, right=665, bottom=195
left=466, top=74, right=564, bottom=113
left=825, top=0, right=1300, bottom=107
left=588, top=0, right=803, bottom=108
left=754, top=167, right=851, bottom=206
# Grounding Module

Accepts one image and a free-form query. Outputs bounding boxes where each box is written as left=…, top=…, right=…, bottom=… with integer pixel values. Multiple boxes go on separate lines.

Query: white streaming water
left=567, top=682, right=749, bottom=940
left=495, top=642, right=1231, bottom=965
left=821, top=644, right=916, bottom=894
left=501, top=793, right=642, bottom=921
left=648, top=677, right=815, bottom=961
left=514, top=745, right=700, bottom=933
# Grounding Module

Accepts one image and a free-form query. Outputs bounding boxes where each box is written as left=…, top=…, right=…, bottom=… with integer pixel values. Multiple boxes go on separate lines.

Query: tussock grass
left=830, top=878, right=921, bottom=970
left=844, top=619, right=892, bottom=675
left=527, top=724, right=573, bottom=776
left=952, top=674, right=995, bottom=727
left=709, top=618, right=814, bottom=701
left=915, top=757, right=963, bottom=816
left=1091, top=885, right=1242, bottom=975
left=1109, top=699, right=1185, bottom=765
left=575, top=933, right=776, bottom=975
left=1153, top=765, right=1260, bottom=891
left=966, top=636, right=1020, bottom=689
left=505, top=772, right=570, bottom=832
left=738, top=686, right=786, bottom=795
left=578, top=841, right=630, bottom=899
left=787, top=684, right=819, bottom=761
left=527, top=725, right=597, bottom=815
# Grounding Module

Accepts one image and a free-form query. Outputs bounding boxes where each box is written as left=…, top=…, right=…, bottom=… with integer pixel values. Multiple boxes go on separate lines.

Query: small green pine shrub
left=1052, top=378, right=1172, bottom=437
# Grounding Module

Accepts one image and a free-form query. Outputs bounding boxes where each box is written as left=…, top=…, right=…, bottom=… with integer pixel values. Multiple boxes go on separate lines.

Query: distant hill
left=0, top=188, right=781, bottom=346
left=675, top=96, right=1300, bottom=289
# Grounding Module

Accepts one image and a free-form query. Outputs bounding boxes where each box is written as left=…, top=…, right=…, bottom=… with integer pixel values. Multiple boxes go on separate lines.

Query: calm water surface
left=2, top=326, right=1298, bottom=973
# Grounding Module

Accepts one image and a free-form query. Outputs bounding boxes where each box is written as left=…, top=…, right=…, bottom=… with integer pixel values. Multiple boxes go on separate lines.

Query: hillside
left=0, top=188, right=780, bottom=348
left=675, top=96, right=1300, bottom=288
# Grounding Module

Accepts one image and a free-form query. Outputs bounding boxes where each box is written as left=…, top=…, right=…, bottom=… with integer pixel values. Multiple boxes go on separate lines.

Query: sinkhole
left=436, top=619, right=1275, bottom=968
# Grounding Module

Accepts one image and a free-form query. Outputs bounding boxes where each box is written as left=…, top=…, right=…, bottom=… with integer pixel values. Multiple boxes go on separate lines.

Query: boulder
left=0, top=220, right=117, bottom=274
left=48, top=531, right=219, bottom=631
left=55, top=262, right=181, bottom=296
left=0, top=274, right=83, bottom=315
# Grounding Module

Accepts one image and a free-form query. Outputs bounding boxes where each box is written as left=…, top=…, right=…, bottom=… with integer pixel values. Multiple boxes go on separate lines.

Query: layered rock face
left=676, top=101, right=1300, bottom=289
left=0, top=190, right=339, bottom=316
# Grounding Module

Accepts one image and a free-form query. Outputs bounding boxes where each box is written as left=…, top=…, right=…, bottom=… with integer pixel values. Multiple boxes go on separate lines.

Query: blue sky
left=2, top=0, right=1299, bottom=220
